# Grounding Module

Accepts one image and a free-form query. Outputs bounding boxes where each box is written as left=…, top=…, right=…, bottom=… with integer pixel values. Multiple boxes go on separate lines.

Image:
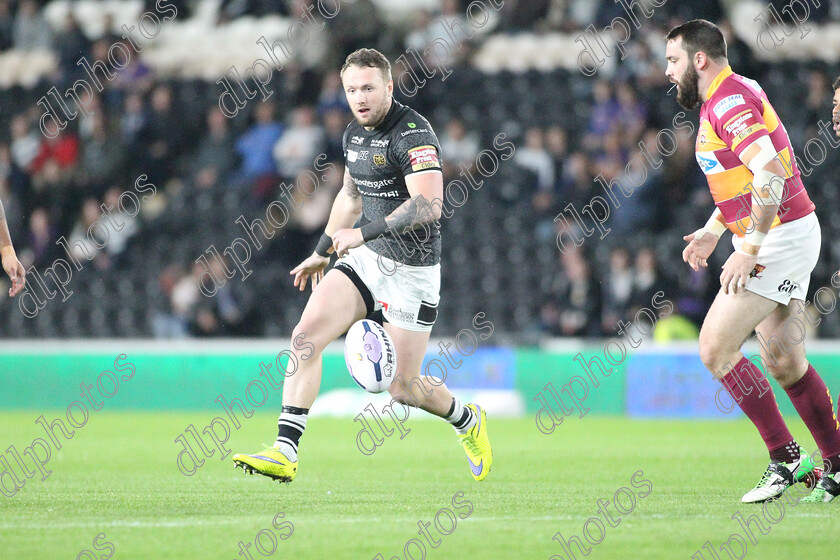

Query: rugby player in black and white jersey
left=233, top=49, right=493, bottom=483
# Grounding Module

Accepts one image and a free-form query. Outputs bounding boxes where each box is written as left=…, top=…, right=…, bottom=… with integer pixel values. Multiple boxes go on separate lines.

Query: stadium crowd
left=0, top=0, right=839, bottom=339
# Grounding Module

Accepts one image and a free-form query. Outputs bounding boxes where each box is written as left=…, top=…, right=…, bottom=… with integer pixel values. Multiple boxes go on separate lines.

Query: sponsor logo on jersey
left=370, top=138, right=390, bottom=147
left=695, top=152, right=724, bottom=175
left=724, top=111, right=752, bottom=135
left=749, top=264, right=765, bottom=279
left=373, top=154, right=386, bottom=166
left=713, top=94, right=745, bottom=119
left=778, top=279, right=798, bottom=294
left=407, top=145, right=440, bottom=171
left=348, top=150, right=369, bottom=162
left=353, top=177, right=396, bottom=189
left=351, top=135, right=365, bottom=145
left=400, top=128, right=429, bottom=136
left=407, top=122, right=416, bottom=128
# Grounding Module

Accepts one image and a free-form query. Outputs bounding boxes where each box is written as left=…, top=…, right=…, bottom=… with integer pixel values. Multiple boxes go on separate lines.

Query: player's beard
left=355, top=96, right=391, bottom=129
left=676, top=64, right=701, bottom=111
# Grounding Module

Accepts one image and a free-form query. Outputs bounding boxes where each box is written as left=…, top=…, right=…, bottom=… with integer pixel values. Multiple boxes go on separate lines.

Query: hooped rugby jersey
left=342, top=99, right=443, bottom=266
left=696, top=66, right=814, bottom=236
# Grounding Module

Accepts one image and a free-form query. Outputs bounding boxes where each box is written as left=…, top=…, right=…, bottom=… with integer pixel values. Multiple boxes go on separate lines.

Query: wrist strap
left=360, top=218, right=388, bottom=242
left=703, top=214, right=727, bottom=238
left=744, top=229, right=767, bottom=249
left=314, top=233, right=333, bottom=257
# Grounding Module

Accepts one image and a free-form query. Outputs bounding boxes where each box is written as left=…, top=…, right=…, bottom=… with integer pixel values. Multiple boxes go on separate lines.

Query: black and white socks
left=274, top=405, right=308, bottom=462
left=445, top=397, right=477, bottom=435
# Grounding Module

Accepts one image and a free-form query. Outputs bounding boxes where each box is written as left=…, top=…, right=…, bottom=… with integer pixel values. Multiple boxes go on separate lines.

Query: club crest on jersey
left=373, top=154, right=386, bottom=166
left=713, top=94, right=745, bottom=119
left=407, top=145, right=439, bottom=172
left=749, top=264, right=765, bottom=279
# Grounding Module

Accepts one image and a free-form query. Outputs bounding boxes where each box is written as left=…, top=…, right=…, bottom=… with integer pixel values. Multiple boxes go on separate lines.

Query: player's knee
left=291, top=321, right=328, bottom=358
left=698, top=337, right=724, bottom=374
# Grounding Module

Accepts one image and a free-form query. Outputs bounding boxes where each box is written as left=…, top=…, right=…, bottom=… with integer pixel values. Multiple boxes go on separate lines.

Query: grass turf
left=0, top=411, right=837, bottom=560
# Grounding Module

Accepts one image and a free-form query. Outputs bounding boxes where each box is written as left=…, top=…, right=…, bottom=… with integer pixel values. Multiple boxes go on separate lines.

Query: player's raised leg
left=699, top=289, right=816, bottom=502
left=754, top=299, right=840, bottom=503
left=232, top=268, right=367, bottom=482
left=383, top=323, right=492, bottom=481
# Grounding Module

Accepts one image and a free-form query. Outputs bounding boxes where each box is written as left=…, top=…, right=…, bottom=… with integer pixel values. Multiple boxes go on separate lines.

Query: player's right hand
left=1, top=248, right=25, bottom=297
left=682, top=230, right=719, bottom=272
left=290, top=253, right=330, bottom=292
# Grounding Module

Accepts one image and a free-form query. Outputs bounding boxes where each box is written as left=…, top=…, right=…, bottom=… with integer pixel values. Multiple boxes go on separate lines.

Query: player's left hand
left=1, top=248, right=25, bottom=297
left=720, top=251, right=757, bottom=295
left=331, top=228, right=364, bottom=258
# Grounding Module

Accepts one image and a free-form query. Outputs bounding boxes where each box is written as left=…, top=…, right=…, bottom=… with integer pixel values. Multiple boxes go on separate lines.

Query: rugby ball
left=344, top=319, right=396, bottom=393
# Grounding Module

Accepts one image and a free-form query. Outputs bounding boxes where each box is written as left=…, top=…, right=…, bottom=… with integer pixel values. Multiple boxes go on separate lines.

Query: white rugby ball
left=344, top=319, right=396, bottom=393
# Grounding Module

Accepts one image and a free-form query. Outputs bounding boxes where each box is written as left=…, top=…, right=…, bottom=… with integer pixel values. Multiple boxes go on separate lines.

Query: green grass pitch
left=0, top=412, right=837, bottom=559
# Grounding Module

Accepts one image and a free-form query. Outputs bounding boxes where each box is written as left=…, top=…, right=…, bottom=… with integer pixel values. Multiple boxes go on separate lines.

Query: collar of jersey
left=704, top=65, right=733, bottom=101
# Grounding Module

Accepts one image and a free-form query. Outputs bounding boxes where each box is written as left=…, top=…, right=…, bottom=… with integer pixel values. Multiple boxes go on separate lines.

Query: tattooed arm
left=0, top=199, right=25, bottom=297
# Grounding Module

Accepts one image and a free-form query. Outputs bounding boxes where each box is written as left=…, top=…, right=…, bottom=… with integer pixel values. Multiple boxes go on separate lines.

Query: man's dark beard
left=676, top=64, right=701, bottom=110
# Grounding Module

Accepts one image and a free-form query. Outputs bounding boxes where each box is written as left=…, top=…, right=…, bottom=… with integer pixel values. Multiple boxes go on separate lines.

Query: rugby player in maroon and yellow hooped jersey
left=666, top=19, right=840, bottom=503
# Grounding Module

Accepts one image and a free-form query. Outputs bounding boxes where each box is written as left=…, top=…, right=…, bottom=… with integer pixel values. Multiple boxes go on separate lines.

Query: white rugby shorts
left=732, top=211, right=820, bottom=305
left=334, top=245, right=440, bottom=332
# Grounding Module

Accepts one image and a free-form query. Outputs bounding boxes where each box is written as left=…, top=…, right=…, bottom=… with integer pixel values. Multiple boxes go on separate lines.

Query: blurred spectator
left=236, top=102, right=284, bottom=180
left=100, top=187, right=139, bottom=263
left=152, top=263, right=190, bottom=338
left=0, top=0, right=13, bottom=51
left=615, top=83, right=646, bottom=148
left=583, top=81, right=618, bottom=152
left=79, top=114, right=126, bottom=198
left=111, top=46, right=154, bottom=93
left=440, top=118, right=480, bottom=173
left=514, top=127, right=554, bottom=192
left=10, top=115, right=40, bottom=172
left=630, top=247, right=674, bottom=311
left=322, top=107, right=348, bottom=163
left=327, top=0, right=382, bottom=55
left=406, top=0, right=470, bottom=71
left=317, top=73, right=349, bottom=116
left=591, top=131, right=626, bottom=184
left=30, top=129, right=79, bottom=175
left=499, top=0, right=549, bottom=31
left=804, top=69, right=831, bottom=127
left=601, top=247, right=634, bottom=333
left=13, top=0, right=52, bottom=51
left=719, top=20, right=760, bottom=78
left=609, top=143, right=663, bottom=235
left=192, top=107, right=237, bottom=177
left=140, top=84, right=183, bottom=185
left=192, top=257, right=258, bottom=337
left=217, top=0, right=283, bottom=23
left=67, top=198, right=110, bottom=270
left=539, top=249, right=601, bottom=337
left=119, top=92, right=148, bottom=152
left=273, top=106, right=324, bottom=180
left=20, top=207, right=59, bottom=270
left=0, top=142, right=28, bottom=224
left=53, top=11, right=90, bottom=83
